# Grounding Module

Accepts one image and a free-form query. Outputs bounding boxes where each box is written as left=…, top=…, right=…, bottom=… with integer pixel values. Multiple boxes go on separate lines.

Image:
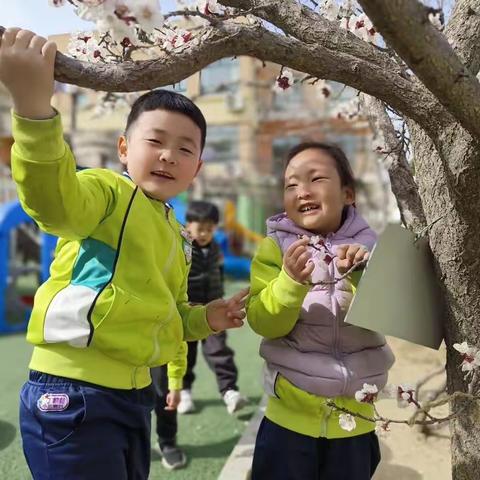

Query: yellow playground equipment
left=223, top=200, right=264, bottom=245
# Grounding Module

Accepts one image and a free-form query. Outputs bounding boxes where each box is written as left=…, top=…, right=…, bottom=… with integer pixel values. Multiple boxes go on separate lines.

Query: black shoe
left=160, top=444, right=187, bottom=470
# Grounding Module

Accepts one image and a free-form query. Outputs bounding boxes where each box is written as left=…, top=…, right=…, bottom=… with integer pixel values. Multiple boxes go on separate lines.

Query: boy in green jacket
left=0, top=28, right=247, bottom=480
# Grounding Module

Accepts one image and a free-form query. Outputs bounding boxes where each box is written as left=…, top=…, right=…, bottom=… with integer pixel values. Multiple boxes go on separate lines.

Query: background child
left=151, top=342, right=187, bottom=471
left=0, top=28, right=247, bottom=479
left=178, top=201, right=248, bottom=415
left=247, top=142, right=395, bottom=480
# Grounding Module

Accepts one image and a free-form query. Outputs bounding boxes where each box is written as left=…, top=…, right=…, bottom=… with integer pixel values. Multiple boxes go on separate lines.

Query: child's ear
left=194, top=159, right=203, bottom=177
left=117, top=135, right=128, bottom=166
left=344, top=186, right=355, bottom=206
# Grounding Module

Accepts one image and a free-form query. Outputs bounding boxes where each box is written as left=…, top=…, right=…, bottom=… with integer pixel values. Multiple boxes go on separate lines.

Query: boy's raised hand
left=0, top=28, right=57, bottom=119
left=206, top=287, right=249, bottom=332
left=283, top=237, right=314, bottom=284
left=335, top=244, right=369, bottom=275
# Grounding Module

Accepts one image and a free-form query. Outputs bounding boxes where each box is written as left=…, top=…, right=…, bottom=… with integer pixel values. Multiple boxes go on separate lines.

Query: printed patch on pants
left=37, top=393, right=70, bottom=412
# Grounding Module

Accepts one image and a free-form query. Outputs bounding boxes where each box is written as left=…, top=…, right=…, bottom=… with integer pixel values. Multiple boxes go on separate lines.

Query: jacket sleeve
left=177, top=272, right=213, bottom=341
left=246, top=237, right=311, bottom=339
left=10, top=112, right=116, bottom=240
left=167, top=341, right=187, bottom=391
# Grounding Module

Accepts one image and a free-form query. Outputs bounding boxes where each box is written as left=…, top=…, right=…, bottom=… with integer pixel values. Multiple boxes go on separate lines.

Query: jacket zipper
left=327, top=237, right=349, bottom=396
left=148, top=205, right=178, bottom=365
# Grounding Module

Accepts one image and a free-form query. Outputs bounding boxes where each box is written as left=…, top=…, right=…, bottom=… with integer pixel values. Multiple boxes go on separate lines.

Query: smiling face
left=118, top=109, right=203, bottom=201
left=284, top=148, right=355, bottom=235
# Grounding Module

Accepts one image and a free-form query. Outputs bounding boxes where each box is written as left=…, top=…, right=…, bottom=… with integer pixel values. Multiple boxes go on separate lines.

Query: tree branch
left=445, top=0, right=480, bottom=76
left=358, top=0, right=480, bottom=140
left=0, top=22, right=445, bottom=134
left=359, top=94, right=427, bottom=234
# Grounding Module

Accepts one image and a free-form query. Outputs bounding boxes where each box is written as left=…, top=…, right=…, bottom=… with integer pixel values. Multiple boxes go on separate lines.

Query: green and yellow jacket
left=11, top=112, right=212, bottom=389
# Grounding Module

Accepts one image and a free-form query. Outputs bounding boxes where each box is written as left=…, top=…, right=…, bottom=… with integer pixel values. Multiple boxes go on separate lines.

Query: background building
left=0, top=33, right=399, bottom=238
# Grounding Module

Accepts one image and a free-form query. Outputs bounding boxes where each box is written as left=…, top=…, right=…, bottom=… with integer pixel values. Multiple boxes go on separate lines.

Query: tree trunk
left=409, top=120, right=480, bottom=479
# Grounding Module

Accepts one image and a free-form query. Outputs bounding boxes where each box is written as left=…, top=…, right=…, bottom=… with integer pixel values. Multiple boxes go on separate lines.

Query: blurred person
left=178, top=200, right=248, bottom=415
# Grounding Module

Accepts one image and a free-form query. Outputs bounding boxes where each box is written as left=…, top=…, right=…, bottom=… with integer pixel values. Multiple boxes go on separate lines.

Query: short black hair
left=285, top=142, right=355, bottom=191
left=186, top=201, right=220, bottom=224
left=125, top=89, right=207, bottom=151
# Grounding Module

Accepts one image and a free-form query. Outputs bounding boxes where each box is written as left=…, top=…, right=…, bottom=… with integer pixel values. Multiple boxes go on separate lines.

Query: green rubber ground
left=0, top=280, right=263, bottom=479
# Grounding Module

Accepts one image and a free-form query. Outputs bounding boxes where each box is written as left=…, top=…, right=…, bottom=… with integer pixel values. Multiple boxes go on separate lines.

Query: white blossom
left=453, top=342, right=480, bottom=372
left=397, top=384, right=416, bottom=408
left=428, top=11, right=443, bottom=30
left=163, top=28, right=195, bottom=51
left=355, top=383, right=378, bottom=403
left=316, top=79, right=332, bottom=100
left=332, top=96, right=360, bottom=122
left=198, top=0, right=223, bottom=15
left=320, top=0, right=340, bottom=21
left=273, top=69, right=294, bottom=93
left=339, top=413, right=357, bottom=432
left=131, top=0, right=164, bottom=33
left=340, top=13, right=377, bottom=44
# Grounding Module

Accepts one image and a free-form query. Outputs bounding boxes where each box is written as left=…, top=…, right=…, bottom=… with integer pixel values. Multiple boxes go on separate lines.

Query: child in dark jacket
left=178, top=201, right=248, bottom=415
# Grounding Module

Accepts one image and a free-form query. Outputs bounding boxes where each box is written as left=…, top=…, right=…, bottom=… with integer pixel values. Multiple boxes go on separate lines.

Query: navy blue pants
left=252, top=417, right=381, bottom=480
left=20, top=370, right=155, bottom=480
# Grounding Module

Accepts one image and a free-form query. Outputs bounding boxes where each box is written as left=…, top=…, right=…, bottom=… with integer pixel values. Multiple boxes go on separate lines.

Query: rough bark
left=444, top=0, right=480, bottom=75
left=359, top=94, right=426, bottom=233
left=408, top=120, right=480, bottom=480
left=358, top=0, right=480, bottom=139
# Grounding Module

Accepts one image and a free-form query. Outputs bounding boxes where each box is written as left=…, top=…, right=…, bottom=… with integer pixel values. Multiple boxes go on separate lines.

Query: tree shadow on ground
left=188, top=395, right=262, bottom=415
left=0, top=421, right=17, bottom=451
left=151, top=436, right=240, bottom=464
left=373, top=440, right=422, bottom=480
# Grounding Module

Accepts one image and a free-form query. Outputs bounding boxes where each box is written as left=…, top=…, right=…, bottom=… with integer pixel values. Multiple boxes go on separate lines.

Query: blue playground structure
left=0, top=201, right=55, bottom=334
left=0, top=199, right=251, bottom=334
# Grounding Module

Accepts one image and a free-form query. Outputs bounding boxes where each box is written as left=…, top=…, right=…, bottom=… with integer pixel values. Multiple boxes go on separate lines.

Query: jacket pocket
left=90, top=283, right=173, bottom=366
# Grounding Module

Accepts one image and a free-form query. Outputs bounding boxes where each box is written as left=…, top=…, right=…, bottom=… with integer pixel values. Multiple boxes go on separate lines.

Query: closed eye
left=180, top=147, right=194, bottom=154
left=147, top=138, right=161, bottom=144
left=312, top=176, right=327, bottom=182
left=285, top=184, right=297, bottom=190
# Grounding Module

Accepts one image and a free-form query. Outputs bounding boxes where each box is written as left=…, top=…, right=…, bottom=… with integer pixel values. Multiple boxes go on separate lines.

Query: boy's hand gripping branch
left=0, top=27, right=56, bottom=119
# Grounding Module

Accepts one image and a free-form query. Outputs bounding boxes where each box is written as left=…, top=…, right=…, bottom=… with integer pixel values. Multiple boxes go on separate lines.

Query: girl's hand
left=335, top=244, right=369, bottom=275
left=283, top=237, right=315, bottom=284
left=165, top=390, right=181, bottom=411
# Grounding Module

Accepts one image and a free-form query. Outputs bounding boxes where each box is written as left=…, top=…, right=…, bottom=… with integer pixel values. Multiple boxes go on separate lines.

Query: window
left=328, top=134, right=358, bottom=164
left=200, top=58, right=239, bottom=95
left=203, top=125, right=239, bottom=163
left=272, top=136, right=301, bottom=173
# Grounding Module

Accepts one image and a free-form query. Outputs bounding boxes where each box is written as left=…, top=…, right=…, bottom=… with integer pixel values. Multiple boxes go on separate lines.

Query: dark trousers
left=20, top=370, right=154, bottom=480
left=151, top=365, right=177, bottom=448
left=183, top=331, right=238, bottom=395
left=252, top=417, right=381, bottom=480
